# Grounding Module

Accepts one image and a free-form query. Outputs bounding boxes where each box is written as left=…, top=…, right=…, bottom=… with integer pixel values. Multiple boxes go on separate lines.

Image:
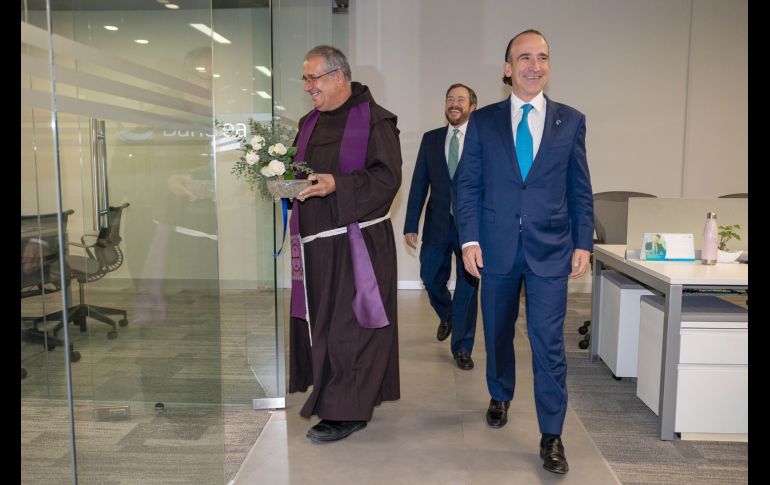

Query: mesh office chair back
left=92, top=203, right=127, bottom=276
left=20, top=209, right=75, bottom=297
left=576, top=191, right=657, bottom=350
left=593, top=191, right=657, bottom=244
left=718, top=193, right=748, bottom=199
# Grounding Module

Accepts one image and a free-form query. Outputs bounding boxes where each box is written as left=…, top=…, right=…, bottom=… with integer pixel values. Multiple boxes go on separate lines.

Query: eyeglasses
left=445, top=96, right=468, bottom=104
left=301, top=68, right=338, bottom=84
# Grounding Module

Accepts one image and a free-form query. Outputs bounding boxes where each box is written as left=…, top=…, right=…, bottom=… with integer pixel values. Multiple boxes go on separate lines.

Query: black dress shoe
left=485, top=398, right=510, bottom=428
left=453, top=351, right=474, bottom=370
left=436, top=318, right=452, bottom=341
left=306, top=420, right=367, bottom=443
left=540, top=436, right=569, bottom=474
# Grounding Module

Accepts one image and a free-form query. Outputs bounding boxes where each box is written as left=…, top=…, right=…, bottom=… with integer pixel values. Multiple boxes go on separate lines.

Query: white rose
left=260, top=166, right=273, bottom=177
left=245, top=152, right=260, bottom=166
left=268, top=159, right=286, bottom=176
left=251, top=135, right=265, bottom=149
left=268, top=143, right=287, bottom=156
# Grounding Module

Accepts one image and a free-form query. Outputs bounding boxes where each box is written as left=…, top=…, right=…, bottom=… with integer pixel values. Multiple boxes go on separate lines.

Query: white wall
left=23, top=2, right=747, bottom=292
left=682, top=0, right=748, bottom=197
left=347, top=0, right=748, bottom=290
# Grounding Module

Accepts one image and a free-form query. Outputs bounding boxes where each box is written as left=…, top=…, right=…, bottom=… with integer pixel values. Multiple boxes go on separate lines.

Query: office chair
left=21, top=209, right=81, bottom=373
left=578, top=191, right=657, bottom=350
left=63, top=202, right=130, bottom=339
left=718, top=193, right=748, bottom=198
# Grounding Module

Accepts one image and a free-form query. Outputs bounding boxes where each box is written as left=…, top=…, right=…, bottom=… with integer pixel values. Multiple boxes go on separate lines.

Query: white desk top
left=594, top=244, right=748, bottom=286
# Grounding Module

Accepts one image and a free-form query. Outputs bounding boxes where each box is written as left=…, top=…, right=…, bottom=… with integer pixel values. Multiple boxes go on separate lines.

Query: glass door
left=209, top=3, right=285, bottom=412
left=21, top=1, right=227, bottom=482
left=21, top=6, right=79, bottom=484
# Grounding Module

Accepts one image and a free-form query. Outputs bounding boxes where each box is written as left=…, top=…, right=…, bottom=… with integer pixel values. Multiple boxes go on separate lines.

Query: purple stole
left=289, top=102, right=389, bottom=330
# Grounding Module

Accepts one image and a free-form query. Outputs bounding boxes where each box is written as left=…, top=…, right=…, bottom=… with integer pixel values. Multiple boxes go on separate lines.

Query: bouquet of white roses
left=221, top=118, right=313, bottom=200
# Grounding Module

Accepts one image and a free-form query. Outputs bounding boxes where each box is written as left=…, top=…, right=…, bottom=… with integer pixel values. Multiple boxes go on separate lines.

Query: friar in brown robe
left=287, top=45, right=401, bottom=443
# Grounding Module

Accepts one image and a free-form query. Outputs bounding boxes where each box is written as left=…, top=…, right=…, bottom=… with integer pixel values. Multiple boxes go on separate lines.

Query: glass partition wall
left=21, top=1, right=290, bottom=483
left=210, top=5, right=285, bottom=412
left=21, top=1, right=344, bottom=481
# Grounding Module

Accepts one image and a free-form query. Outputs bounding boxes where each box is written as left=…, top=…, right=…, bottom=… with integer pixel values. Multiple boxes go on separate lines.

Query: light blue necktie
left=516, top=103, right=534, bottom=180
left=448, top=128, right=460, bottom=179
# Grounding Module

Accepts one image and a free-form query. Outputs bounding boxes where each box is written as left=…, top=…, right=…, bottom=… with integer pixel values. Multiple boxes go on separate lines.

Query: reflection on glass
left=20, top=0, right=307, bottom=481
left=22, top=2, right=227, bottom=483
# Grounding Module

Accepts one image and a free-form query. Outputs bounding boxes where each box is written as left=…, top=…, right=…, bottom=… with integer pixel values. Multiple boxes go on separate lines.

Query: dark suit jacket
left=454, top=95, right=594, bottom=277
left=404, top=126, right=455, bottom=244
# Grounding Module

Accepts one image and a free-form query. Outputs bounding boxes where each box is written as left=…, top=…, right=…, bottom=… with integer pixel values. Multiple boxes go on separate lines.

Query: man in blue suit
left=455, top=30, right=594, bottom=475
left=404, top=83, right=480, bottom=370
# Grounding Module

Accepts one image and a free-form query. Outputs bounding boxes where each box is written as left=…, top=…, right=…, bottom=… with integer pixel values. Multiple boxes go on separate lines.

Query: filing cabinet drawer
left=675, top=364, right=748, bottom=434
left=679, top=328, right=748, bottom=365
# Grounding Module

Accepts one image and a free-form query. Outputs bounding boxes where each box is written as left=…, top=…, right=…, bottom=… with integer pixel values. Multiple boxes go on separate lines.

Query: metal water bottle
left=701, top=212, right=718, bottom=265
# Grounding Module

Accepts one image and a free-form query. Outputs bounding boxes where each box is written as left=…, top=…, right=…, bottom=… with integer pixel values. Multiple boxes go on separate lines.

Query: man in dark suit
left=651, top=234, right=666, bottom=256
left=454, top=30, right=594, bottom=474
left=404, top=83, right=480, bottom=370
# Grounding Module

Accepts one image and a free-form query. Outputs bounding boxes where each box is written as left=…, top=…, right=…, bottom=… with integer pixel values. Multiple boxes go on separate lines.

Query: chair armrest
left=67, top=240, right=95, bottom=259
left=80, top=233, right=99, bottom=246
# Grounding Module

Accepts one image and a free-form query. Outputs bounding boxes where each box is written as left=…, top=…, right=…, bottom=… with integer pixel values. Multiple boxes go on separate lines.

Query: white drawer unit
left=597, top=270, right=653, bottom=377
left=675, top=365, right=748, bottom=434
left=636, top=294, right=747, bottom=437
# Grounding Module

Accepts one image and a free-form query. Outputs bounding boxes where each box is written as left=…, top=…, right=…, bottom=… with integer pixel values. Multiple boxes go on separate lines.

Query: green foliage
left=718, top=224, right=741, bottom=251
left=218, top=119, right=313, bottom=200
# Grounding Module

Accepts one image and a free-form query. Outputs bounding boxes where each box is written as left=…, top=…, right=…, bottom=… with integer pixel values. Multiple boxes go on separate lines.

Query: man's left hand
left=569, top=248, right=591, bottom=278
left=298, top=173, right=336, bottom=199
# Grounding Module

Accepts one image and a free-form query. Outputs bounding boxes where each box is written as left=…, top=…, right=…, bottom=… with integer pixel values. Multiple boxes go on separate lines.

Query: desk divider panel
left=626, top=198, right=748, bottom=252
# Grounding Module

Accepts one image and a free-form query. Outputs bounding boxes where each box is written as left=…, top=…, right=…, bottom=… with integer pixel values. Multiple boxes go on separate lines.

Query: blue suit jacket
left=454, top=95, right=594, bottom=277
left=404, top=126, right=455, bottom=244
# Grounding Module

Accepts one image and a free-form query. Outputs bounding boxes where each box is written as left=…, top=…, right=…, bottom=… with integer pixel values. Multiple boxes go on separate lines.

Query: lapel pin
left=556, top=119, right=562, bottom=126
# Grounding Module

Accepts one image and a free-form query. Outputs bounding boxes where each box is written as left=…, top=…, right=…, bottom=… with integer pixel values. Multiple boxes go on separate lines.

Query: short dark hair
left=445, top=83, right=477, bottom=106
left=502, top=29, right=549, bottom=86
left=304, top=45, right=352, bottom=82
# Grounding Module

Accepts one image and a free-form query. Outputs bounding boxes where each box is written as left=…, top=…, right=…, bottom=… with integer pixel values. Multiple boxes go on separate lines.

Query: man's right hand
left=404, top=233, right=418, bottom=249
left=462, top=245, right=483, bottom=278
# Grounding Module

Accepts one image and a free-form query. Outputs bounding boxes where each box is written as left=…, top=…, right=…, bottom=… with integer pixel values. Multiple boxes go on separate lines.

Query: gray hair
left=304, top=45, right=352, bottom=82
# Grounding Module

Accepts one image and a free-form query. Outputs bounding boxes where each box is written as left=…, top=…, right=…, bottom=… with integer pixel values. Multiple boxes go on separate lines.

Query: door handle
left=89, top=119, right=110, bottom=231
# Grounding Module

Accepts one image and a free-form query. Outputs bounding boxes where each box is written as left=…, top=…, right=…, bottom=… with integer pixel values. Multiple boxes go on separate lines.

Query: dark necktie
left=516, top=103, right=534, bottom=180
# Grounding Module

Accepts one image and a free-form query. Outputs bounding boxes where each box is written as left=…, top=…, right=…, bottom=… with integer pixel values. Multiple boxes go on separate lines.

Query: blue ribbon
left=273, top=197, right=289, bottom=257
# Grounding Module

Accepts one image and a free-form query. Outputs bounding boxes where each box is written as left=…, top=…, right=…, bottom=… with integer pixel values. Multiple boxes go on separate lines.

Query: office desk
left=590, top=244, right=748, bottom=440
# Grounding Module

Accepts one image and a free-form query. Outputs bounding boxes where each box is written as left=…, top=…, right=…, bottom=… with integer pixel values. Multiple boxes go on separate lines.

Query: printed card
left=640, top=233, right=695, bottom=261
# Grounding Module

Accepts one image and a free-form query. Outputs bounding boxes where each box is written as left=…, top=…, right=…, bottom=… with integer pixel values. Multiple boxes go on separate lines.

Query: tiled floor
left=232, top=290, right=621, bottom=485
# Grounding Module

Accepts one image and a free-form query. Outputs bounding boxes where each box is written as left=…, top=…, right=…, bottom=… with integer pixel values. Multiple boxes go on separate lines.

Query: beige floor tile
left=232, top=290, right=619, bottom=485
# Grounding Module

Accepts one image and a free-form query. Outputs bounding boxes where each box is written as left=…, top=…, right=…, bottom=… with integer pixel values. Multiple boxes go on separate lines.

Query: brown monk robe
left=289, top=81, right=402, bottom=423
